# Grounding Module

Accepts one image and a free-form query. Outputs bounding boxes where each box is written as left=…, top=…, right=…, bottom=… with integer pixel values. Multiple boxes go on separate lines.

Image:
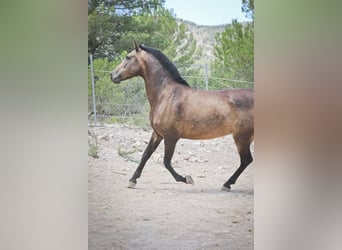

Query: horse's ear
left=134, top=41, right=139, bottom=52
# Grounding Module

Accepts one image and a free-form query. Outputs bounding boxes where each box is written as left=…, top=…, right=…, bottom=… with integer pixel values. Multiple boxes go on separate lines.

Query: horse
left=110, top=42, right=254, bottom=191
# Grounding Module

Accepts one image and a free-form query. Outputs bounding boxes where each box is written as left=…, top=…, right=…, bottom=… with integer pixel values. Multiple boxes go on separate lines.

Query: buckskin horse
left=110, top=42, right=254, bottom=191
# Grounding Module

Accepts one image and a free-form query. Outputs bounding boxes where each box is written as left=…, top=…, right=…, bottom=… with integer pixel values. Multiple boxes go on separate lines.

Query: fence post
left=90, top=54, right=97, bottom=125
left=204, top=63, right=209, bottom=90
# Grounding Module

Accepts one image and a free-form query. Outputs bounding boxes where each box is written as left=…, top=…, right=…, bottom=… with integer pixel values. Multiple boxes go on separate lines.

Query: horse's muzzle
left=110, top=73, right=121, bottom=84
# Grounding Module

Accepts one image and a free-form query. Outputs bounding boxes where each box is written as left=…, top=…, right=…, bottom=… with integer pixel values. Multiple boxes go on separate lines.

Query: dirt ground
left=88, top=124, right=254, bottom=250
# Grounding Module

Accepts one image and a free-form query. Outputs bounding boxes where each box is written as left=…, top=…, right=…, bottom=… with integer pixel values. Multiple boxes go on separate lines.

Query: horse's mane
left=139, top=45, right=189, bottom=87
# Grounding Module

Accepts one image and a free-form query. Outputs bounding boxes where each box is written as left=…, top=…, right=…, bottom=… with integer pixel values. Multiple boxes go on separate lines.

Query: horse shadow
left=142, top=184, right=254, bottom=196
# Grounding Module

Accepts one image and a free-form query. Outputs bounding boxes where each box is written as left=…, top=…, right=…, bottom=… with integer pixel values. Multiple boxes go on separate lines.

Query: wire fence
left=88, top=56, right=254, bottom=126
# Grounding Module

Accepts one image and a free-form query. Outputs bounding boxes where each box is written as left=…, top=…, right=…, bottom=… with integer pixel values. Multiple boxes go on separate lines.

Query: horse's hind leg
left=163, top=137, right=194, bottom=185
left=128, top=131, right=162, bottom=187
left=222, top=133, right=253, bottom=191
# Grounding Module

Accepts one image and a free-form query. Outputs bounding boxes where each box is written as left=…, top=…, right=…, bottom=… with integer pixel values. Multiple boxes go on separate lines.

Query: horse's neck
left=140, top=60, right=171, bottom=107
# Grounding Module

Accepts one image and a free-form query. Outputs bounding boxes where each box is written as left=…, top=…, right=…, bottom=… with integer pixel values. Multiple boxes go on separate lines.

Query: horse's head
left=110, top=42, right=142, bottom=84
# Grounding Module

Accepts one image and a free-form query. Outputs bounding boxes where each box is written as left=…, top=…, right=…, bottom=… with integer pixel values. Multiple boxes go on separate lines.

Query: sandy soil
left=89, top=124, right=254, bottom=250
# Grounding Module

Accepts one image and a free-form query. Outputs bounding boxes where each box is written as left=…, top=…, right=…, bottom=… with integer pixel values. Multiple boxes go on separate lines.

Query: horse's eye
left=125, top=56, right=130, bottom=60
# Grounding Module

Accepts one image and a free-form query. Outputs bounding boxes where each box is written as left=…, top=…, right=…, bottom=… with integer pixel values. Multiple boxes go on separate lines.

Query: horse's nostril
left=113, top=76, right=121, bottom=83
left=110, top=72, right=121, bottom=83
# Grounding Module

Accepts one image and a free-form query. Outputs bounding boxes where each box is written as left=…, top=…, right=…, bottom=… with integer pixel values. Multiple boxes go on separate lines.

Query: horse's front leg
left=163, top=137, right=194, bottom=185
left=128, top=131, right=162, bottom=187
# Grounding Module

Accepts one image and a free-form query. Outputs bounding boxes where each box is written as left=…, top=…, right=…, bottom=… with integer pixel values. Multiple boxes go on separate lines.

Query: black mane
left=140, top=45, right=189, bottom=87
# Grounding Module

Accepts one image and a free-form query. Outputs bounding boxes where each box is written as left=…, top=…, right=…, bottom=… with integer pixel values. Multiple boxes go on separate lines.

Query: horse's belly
left=179, top=122, right=233, bottom=140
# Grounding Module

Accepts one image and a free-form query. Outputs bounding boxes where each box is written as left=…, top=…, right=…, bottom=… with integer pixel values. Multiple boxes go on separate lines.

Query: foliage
left=210, top=1, right=254, bottom=89
left=88, top=0, right=202, bottom=78
left=161, top=21, right=203, bottom=85
left=212, top=20, right=254, bottom=88
left=88, top=137, right=99, bottom=158
left=88, top=0, right=204, bottom=104
left=119, top=7, right=177, bottom=51
left=88, top=0, right=164, bottom=58
left=242, top=0, right=254, bottom=21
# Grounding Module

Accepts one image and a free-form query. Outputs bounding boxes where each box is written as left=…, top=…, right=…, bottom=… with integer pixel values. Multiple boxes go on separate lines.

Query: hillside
left=180, top=19, right=228, bottom=62
left=181, top=19, right=251, bottom=63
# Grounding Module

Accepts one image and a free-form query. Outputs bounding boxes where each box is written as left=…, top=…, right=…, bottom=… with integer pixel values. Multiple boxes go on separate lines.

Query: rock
left=183, top=156, right=190, bottom=161
left=99, top=134, right=109, bottom=141
left=187, top=150, right=195, bottom=156
left=194, top=141, right=205, bottom=147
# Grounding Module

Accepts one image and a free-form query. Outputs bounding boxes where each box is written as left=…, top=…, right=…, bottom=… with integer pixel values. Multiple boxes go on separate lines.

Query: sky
left=164, top=0, right=249, bottom=26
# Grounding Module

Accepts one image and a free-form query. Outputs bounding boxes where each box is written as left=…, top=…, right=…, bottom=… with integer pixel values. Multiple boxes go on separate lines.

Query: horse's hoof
left=127, top=181, right=137, bottom=188
left=221, top=185, right=231, bottom=192
left=185, top=175, right=194, bottom=185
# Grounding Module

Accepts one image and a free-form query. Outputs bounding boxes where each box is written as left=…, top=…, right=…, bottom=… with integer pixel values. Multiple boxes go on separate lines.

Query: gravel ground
left=89, top=124, right=254, bottom=250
